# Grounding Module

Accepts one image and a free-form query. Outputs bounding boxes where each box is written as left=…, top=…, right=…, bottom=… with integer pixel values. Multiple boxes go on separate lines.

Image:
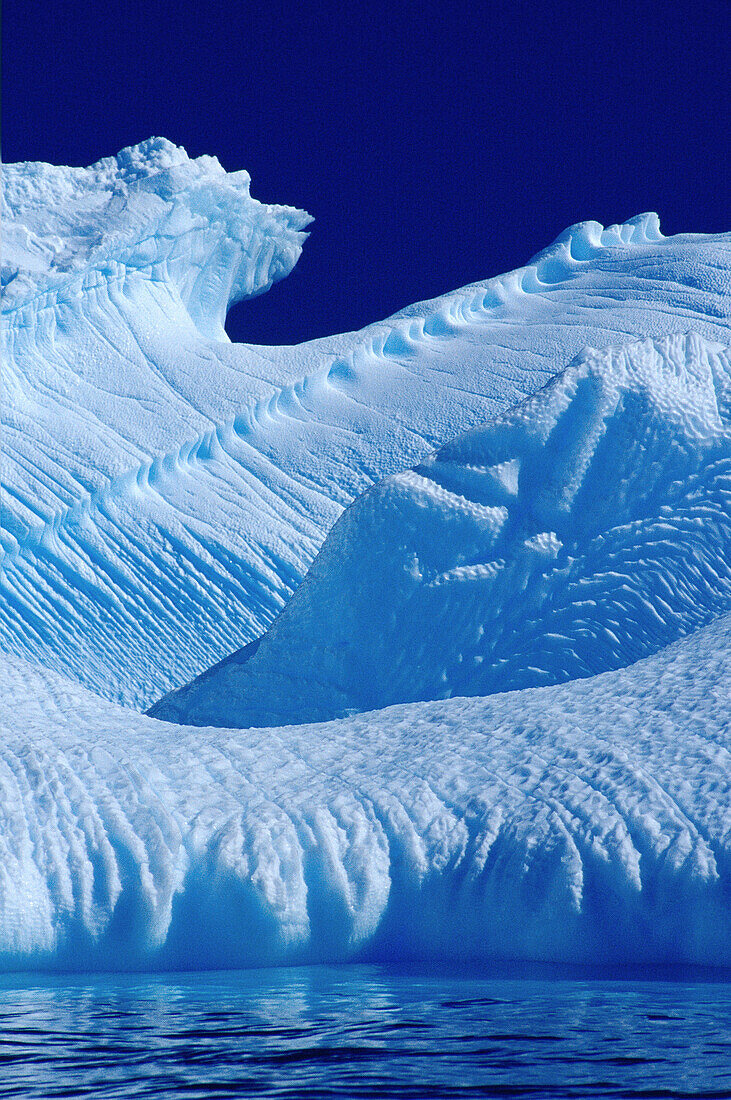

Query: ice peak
left=1, top=138, right=312, bottom=339
left=115, top=136, right=198, bottom=176
left=528, top=212, right=665, bottom=266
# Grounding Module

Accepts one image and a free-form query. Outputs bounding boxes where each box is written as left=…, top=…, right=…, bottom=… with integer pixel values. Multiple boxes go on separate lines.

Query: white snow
left=0, top=140, right=729, bottom=973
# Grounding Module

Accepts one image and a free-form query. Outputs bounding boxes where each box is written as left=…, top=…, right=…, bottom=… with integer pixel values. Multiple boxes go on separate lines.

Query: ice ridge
left=151, top=332, right=731, bottom=727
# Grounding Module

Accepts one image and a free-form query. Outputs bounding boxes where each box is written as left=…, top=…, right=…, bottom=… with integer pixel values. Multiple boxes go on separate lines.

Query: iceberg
left=0, top=140, right=729, bottom=972
left=2, top=140, right=730, bottom=707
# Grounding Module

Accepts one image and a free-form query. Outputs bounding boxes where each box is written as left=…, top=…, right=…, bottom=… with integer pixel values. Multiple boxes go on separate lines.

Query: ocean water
left=0, top=967, right=728, bottom=1099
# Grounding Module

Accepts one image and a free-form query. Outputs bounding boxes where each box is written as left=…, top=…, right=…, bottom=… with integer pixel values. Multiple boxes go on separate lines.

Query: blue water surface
left=0, top=966, right=728, bottom=1099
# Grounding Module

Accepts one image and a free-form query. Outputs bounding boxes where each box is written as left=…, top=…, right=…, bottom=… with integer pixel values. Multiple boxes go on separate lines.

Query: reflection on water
left=0, top=966, right=728, bottom=1098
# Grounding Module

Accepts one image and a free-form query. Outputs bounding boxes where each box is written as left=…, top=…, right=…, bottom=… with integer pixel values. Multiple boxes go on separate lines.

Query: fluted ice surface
left=154, top=332, right=731, bottom=727
left=0, top=616, right=728, bottom=971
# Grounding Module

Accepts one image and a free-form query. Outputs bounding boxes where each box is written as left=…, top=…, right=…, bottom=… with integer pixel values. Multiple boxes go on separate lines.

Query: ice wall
left=0, top=617, right=728, bottom=971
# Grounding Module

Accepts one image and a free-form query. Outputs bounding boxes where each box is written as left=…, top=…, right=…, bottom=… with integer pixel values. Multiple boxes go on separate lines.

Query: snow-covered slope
left=152, top=331, right=731, bottom=727
left=0, top=615, right=729, bottom=972
left=2, top=140, right=730, bottom=707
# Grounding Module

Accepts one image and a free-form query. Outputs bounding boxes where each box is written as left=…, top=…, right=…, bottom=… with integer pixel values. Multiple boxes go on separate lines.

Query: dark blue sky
left=3, top=0, right=729, bottom=344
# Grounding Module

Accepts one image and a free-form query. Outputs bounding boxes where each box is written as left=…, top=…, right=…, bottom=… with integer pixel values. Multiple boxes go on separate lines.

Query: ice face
left=0, top=616, right=728, bottom=971
left=152, top=331, right=731, bottom=727
left=1, top=143, right=730, bottom=707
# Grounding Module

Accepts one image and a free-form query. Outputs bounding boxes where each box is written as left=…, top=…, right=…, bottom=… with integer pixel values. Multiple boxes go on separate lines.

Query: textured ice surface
left=1, top=141, right=729, bottom=973
left=1, top=136, right=311, bottom=334
left=0, top=617, right=728, bottom=971
left=2, top=141, right=730, bottom=706
left=154, top=332, right=731, bottom=727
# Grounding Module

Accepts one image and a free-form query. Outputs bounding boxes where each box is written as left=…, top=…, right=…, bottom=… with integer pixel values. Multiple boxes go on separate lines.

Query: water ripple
left=0, top=967, right=728, bottom=1099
